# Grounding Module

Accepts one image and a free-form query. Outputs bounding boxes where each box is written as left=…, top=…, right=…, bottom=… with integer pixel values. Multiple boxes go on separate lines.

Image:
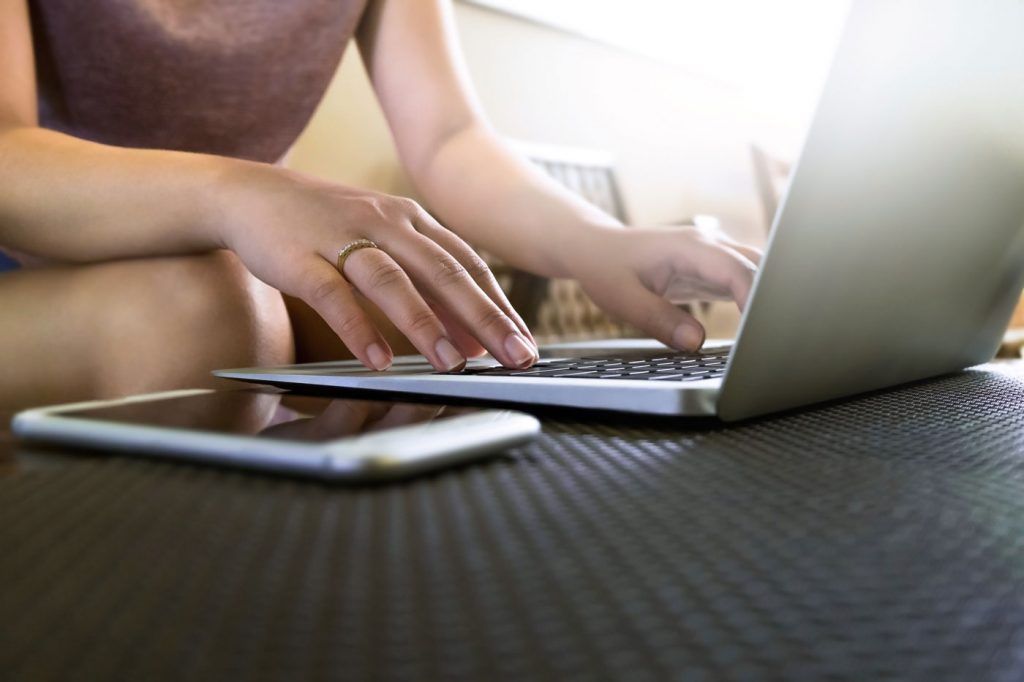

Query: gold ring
left=336, top=239, right=379, bottom=275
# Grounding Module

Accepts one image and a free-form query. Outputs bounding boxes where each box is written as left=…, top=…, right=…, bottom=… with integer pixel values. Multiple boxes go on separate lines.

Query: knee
left=95, top=251, right=294, bottom=396
left=160, top=250, right=295, bottom=369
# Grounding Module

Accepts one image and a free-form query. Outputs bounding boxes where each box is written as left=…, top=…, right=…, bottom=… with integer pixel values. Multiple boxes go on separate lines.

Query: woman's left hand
left=565, top=224, right=763, bottom=351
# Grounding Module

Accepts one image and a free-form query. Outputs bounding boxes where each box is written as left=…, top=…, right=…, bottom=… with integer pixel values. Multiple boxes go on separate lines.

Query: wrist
left=192, top=155, right=264, bottom=251
left=546, top=218, right=624, bottom=279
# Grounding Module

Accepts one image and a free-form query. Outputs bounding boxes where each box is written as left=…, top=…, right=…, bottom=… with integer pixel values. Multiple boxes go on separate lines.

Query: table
left=4, top=364, right=1024, bottom=681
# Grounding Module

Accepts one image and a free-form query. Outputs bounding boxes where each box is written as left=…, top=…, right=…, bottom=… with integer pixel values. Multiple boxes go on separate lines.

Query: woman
left=0, top=0, right=761, bottom=409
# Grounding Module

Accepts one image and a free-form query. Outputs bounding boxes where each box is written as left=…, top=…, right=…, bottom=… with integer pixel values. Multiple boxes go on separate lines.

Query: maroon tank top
left=29, top=0, right=368, bottom=162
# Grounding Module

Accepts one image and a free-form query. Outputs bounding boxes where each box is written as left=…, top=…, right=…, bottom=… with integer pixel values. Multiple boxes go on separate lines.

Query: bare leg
left=0, top=251, right=294, bottom=410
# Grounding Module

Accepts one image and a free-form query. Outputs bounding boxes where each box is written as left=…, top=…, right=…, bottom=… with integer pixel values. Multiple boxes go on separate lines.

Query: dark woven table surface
left=5, top=364, right=1024, bottom=681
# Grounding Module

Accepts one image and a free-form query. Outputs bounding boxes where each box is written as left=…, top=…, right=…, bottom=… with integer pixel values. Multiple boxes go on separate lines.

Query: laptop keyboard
left=448, top=347, right=730, bottom=382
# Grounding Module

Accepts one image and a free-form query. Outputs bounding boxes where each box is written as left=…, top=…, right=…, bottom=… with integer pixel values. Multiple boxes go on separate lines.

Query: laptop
left=217, top=0, right=1024, bottom=421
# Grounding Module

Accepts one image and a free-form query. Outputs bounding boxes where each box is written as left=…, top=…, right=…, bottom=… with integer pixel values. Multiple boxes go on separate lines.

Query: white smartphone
left=11, top=388, right=540, bottom=482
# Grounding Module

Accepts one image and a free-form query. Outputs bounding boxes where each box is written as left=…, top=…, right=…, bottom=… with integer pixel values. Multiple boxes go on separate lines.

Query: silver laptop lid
left=718, top=0, right=1024, bottom=420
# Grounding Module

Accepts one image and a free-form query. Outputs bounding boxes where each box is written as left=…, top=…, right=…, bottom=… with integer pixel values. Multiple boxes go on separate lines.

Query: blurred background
left=288, top=0, right=852, bottom=341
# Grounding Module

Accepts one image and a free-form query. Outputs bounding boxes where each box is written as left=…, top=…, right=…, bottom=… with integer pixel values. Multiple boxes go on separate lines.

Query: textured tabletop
left=4, top=365, right=1024, bottom=681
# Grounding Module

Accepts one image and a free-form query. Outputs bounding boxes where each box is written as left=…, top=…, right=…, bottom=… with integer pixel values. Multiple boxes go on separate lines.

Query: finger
left=378, top=231, right=537, bottom=369
left=719, top=246, right=759, bottom=307
left=298, top=258, right=394, bottom=371
left=587, top=273, right=707, bottom=352
left=411, top=215, right=537, bottom=346
left=341, top=246, right=467, bottom=372
left=680, top=243, right=759, bottom=309
left=741, top=248, right=763, bottom=266
left=721, top=240, right=764, bottom=266
left=430, top=299, right=488, bottom=359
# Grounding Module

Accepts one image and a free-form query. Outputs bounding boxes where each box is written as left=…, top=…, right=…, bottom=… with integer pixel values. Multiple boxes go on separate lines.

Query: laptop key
left=443, top=349, right=731, bottom=380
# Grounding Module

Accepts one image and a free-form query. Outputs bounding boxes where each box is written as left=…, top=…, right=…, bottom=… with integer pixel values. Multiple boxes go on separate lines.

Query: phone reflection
left=262, top=394, right=449, bottom=441
left=56, top=389, right=460, bottom=443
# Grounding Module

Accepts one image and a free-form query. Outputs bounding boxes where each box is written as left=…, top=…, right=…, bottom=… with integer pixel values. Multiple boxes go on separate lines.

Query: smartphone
left=11, top=388, right=540, bottom=481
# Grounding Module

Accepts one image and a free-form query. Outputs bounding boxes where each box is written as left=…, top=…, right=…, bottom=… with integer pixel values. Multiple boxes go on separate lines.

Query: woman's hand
left=566, top=224, right=763, bottom=351
left=213, top=162, right=537, bottom=372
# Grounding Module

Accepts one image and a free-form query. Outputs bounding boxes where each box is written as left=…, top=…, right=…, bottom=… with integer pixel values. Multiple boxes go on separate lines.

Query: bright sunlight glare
left=468, top=0, right=852, bottom=129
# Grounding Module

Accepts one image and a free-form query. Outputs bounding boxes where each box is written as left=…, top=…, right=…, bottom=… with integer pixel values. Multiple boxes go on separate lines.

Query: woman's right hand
left=211, top=161, right=537, bottom=373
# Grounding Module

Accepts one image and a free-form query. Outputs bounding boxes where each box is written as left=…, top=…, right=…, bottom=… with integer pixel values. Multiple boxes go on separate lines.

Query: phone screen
left=58, top=389, right=471, bottom=443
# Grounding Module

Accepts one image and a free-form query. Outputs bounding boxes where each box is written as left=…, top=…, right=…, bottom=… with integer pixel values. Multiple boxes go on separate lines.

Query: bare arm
left=357, top=0, right=615, bottom=279
left=359, top=0, right=762, bottom=350
left=0, top=0, right=535, bottom=372
left=0, top=0, right=223, bottom=261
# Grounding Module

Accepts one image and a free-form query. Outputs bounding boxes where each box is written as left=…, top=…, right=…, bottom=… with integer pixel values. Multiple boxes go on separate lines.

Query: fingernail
left=672, top=324, right=704, bottom=352
left=504, top=333, right=536, bottom=367
left=434, top=338, right=466, bottom=372
left=366, top=342, right=392, bottom=371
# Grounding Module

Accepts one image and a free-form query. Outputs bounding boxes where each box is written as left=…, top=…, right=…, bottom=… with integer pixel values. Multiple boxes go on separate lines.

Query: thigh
left=0, top=251, right=294, bottom=410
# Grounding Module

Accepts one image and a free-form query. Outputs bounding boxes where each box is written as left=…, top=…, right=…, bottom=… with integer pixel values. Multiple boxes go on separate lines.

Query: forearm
left=410, top=124, right=622, bottom=279
left=0, top=126, right=230, bottom=262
